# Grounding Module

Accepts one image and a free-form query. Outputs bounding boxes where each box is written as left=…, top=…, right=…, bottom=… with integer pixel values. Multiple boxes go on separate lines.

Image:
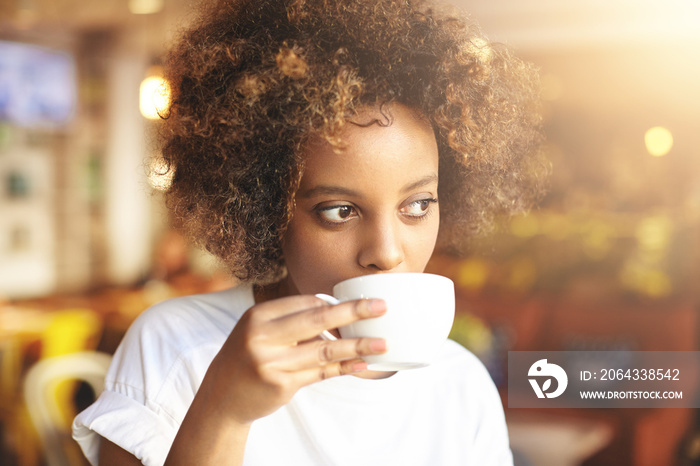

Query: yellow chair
left=37, top=309, right=103, bottom=431
left=23, top=351, right=112, bottom=466
left=12, top=308, right=104, bottom=466
left=40, top=308, right=103, bottom=359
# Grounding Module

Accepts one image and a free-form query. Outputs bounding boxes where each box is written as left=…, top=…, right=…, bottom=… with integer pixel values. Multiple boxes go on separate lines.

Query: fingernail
left=368, top=299, right=386, bottom=315
left=352, top=361, right=368, bottom=372
left=370, top=339, right=386, bottom=353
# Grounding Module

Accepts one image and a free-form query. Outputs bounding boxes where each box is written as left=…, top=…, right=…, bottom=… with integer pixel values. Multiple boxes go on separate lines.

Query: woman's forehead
left=305, top=103, right=434, bottom=152
left=297, top=104, right=439, bottom=195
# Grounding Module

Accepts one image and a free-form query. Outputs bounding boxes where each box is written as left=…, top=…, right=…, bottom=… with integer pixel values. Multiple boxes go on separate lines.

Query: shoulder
left=72, top=284, right=256, bottom=465
left=126, top=283, right=253, bottom=347
left=434, top=339, right=495, bottom=381
left=428, top=340, right=504, bottom=410
left=429, top=341, right=513, bottom=464
left=106, top=283, right=255, bottom=403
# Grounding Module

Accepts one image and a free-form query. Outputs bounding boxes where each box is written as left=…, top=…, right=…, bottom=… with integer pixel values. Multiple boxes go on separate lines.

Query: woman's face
left=281, top=104, right=440, bottom=295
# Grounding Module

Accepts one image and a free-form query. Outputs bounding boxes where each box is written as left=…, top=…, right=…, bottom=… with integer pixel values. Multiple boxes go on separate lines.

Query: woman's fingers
left=291, top=358, right=369, bottom=386
left=283, top=337, right=387, bottom=370
left=251, top=294, right=331, bottom=320
left=268, top=298, right=386, bottom=344
left=208, top=295, right=390, bottom=424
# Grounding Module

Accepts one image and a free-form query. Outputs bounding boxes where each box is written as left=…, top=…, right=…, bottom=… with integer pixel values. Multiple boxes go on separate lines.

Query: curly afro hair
left=158, top=0, right=547, bottom=283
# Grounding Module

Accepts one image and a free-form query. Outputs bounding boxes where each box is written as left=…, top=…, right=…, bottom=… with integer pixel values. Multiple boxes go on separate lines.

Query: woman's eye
left=402, top=199, right=437, bottom=217
left=317, top=205, right=357, bottom=224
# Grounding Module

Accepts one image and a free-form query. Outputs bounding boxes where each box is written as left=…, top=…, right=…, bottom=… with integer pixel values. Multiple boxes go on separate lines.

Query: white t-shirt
left=73, top=284, right=513, bottom=465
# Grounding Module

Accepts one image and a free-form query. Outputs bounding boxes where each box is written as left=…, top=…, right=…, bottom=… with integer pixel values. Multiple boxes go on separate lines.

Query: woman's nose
left=357, top=217, right=405, bottom=271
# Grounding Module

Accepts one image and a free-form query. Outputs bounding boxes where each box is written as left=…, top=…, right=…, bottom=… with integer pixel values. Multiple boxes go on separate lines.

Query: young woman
left=73, top=0, right=545, bottom=464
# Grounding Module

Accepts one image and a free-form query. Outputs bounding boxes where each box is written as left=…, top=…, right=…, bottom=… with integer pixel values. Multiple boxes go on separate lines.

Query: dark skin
left=100, top=440, right=140, bottom=465
left=97, top=104, right=439, bottom=465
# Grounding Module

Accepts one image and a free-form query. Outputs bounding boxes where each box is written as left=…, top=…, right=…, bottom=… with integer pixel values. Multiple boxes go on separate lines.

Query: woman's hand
left=165, top=295, right=386, bottom=465
left=205, top=294, right=387, bottom=425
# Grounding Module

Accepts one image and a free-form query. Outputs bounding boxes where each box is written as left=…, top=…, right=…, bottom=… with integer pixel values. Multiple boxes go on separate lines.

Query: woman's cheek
left=283, top=224, right=355, bottom=294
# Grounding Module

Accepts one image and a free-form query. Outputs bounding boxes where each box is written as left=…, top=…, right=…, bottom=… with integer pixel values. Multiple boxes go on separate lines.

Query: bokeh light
left=139, top=74, right=170, bottom=120
left=510, top=214, right=539, bottom=238
left=128, top=0, right=164, bottom=14
left=635, top=215, right=672, bottom=252
left=457, top=258, right=490, bottom=291
left=644, top=126, right=673, bottom=157
left=147, top=155, right=174, bottom=191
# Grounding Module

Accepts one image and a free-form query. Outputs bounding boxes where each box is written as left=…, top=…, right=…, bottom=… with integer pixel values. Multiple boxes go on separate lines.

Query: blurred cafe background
left=0, top=0, right=699, bottom=465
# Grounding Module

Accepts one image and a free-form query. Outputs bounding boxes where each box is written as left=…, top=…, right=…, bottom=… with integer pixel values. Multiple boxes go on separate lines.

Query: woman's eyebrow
left=298, top=185, right=361, bottom=199
left=401, top=174, right=438, bottom=194
left=300, top=174, right=438, bottom=199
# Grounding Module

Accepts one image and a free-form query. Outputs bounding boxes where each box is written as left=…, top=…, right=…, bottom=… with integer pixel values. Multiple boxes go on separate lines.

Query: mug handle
left=314, top=293, right=340, bottom=341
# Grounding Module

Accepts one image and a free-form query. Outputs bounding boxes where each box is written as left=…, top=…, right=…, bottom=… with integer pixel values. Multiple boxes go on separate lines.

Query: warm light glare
left=540, top=73, right=564, bottom=101
left=147, top=156, right=174, bottom=191
left=469, top=37, right=492, bottom=64
left=128, top=0, right=164, bottom=14
left=510, top=214, right=539, bottom=238
left=139, top=75, right=170, bottom=120
left=644, top=126, right=673, bottom=157
left=635, top=215, right=672, bottom=252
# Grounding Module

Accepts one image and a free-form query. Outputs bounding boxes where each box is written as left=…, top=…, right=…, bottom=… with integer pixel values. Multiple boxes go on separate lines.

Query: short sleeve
left=72, top=389, right=177, bottom=466
left=72, top=288, right=244, bottom=465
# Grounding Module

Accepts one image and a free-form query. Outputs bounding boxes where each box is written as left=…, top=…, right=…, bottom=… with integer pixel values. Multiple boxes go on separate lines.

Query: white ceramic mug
left=315, top=273, right=455, bottom=371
